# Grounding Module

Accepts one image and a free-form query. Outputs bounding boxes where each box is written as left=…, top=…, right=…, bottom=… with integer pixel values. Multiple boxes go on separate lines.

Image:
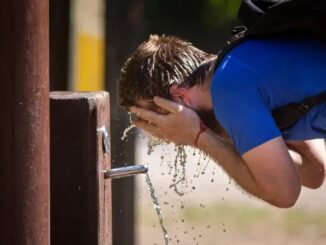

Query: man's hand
left=130, top=96, right=201, bottom=146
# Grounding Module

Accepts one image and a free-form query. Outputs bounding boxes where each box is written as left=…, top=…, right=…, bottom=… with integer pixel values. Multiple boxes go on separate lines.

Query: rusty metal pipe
left=0, top=0, right=50, bottom=244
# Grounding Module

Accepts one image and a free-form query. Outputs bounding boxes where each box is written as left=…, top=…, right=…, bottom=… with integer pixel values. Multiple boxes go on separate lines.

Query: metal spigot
left=103, top=165, right=148, bottom=179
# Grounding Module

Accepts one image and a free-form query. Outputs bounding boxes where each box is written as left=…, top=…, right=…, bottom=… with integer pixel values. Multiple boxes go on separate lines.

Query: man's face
left=196, top=108, right=219, bottom=132
left=134, top=96, right=231, bottom=143
left=135, top=97, right=223, bottom=135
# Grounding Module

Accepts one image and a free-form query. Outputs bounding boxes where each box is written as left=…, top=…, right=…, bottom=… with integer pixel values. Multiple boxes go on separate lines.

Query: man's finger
left=133, top=119, right=159, bottom=135
left=153, top=96, right=183, bottom=114
left=130, top=106, right=161, bottom=124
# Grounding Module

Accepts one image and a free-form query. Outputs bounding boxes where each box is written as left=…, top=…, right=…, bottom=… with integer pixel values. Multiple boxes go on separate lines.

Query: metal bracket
left=97, top=126, right=110, bottom=154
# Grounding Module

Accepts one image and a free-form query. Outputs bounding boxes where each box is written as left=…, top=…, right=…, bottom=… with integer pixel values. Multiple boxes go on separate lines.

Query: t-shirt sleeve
left=211, top=56, right=281, bottom=155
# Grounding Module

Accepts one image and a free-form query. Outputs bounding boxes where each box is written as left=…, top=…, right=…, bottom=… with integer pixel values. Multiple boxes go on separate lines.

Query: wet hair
left=118, top=35, right=216, bottom=110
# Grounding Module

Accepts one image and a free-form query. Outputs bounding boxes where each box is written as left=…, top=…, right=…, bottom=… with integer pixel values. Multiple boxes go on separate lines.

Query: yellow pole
left=70, top=0, right=105, bottom=91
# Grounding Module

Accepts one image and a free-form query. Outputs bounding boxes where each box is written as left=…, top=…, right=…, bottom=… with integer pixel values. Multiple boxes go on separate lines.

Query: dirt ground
left=133, top=132, right=326, bottom=245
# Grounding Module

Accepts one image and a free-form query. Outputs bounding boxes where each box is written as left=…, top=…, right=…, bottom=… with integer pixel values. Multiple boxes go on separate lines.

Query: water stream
left=121, top=124, right=217, bottom=244
left=145, top=172, right=170, bottom=245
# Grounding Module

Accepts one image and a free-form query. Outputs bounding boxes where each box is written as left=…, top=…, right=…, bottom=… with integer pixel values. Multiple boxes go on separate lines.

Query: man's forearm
left=196, top=128, right=268, bottom=202
left=287, top=140, right=326, bottom=189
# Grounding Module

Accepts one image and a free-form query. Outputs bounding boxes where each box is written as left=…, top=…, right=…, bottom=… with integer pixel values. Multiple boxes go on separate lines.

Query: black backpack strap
left=238, top=0, right=326, bottom=38
left=272, top=91, right=326, bottom=130
left=238, top=0, right=280, bottom=27
left=213, top=27, right=248, bottom=73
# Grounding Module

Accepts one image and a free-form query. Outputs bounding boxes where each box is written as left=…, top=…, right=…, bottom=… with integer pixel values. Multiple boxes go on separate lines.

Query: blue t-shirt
left=211, top=36, right=326, bottom=155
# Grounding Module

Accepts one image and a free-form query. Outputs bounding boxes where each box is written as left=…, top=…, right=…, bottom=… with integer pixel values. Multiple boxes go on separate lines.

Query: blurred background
left=50, top=0, right=326, bottom=244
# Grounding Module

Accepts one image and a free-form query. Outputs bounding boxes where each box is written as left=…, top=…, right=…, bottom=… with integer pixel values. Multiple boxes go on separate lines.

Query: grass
left=281, top=209, right=326, bottom=233
left=137, top=201, right=326, bottom=245
left=139, top=201, right=326, bottom=231
left=182, top=202, right=326, bottom=233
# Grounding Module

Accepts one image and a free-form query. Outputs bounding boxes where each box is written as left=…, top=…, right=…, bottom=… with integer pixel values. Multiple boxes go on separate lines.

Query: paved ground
left=132, top=130, right=326, bottom=245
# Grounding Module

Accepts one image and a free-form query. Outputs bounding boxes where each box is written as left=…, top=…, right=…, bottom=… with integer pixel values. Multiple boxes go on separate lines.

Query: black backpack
left=215, top=0, right=326, bottom=130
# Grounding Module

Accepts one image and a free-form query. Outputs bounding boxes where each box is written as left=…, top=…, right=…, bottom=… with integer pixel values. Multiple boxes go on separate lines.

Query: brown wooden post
left=0, top=0, right=50, bottom=244
left=50, top=91, right=112, bottom=245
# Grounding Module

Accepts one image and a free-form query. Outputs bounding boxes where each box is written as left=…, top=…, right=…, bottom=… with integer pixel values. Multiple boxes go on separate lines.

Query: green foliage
left=144, top=0, right=206, bottom=38
left=143, top=0, right=242, bottom=54
left=203, top=0, right=241, bottom=30
left=143, top=0, right=241, bottom=39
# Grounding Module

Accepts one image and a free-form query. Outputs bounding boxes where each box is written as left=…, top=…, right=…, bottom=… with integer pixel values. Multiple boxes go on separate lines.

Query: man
left=118, top=34, right=326, bottom=208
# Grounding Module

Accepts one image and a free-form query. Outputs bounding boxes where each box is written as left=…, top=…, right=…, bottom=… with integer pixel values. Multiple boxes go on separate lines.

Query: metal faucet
left=97, top=126, right=148, bottom=179
left=103, top=165, right=148, bottom=179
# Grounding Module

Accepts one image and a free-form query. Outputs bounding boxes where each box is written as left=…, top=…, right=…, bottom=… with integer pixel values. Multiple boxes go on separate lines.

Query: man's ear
left=169, top=84, right=191, bottom=106
left=169, top=84, right=186, bottom=97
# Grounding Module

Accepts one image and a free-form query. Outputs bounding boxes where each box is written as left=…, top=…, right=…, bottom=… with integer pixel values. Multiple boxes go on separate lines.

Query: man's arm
left=286, top=139, right=326, bottom=189
left=198, top=131, right=301, bottom=208
left=130, top=97, right=306, bottom=208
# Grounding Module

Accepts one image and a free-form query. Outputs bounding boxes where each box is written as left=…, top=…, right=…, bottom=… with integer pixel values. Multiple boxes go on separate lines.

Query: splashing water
left=147, top=136, right=165, bottom=155
left=145, top=172, right=170, bottom=245
left=146, top=136, right=213, bottom=196
left=121, top=124, right=136, bottom=141
left=121, top=113, right=136, bottom=141
left=168, top=145, right=186, bottom=195
left=133, top=127, right=215, bottom=197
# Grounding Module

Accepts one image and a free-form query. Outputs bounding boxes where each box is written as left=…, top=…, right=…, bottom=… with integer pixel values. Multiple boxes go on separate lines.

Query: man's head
left=118, top=35, right=216, bottom=112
